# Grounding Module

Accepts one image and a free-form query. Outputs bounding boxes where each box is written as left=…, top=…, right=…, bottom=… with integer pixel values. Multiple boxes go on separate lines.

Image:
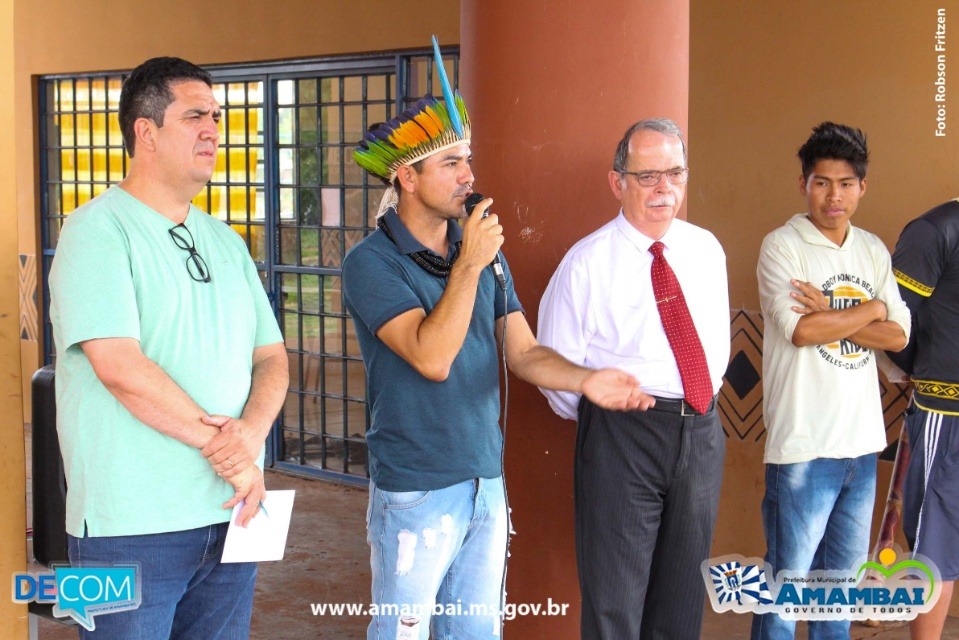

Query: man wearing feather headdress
left=344, top=42, right=650, bottom=639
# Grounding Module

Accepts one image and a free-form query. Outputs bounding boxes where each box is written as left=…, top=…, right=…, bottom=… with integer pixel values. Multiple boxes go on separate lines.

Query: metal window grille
left=38, top=49, right=460, bottom=486
left=40, top=74, right=128, bottom=357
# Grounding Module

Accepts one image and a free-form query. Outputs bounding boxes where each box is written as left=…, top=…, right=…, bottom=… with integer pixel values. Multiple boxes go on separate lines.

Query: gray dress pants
left=575, top=397, right=726, bottom=639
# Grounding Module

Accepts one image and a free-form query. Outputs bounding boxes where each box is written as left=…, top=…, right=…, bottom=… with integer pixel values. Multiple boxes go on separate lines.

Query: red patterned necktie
left=649, top=241, right=713, bottom=414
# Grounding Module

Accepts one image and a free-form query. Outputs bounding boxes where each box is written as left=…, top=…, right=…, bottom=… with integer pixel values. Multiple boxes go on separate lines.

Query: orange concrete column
left=460, top=2, right=688, bottom=637
left=1, top=0, right=29, bottom=636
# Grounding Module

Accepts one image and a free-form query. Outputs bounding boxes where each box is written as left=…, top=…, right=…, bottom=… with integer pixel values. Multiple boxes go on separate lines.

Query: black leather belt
left=648, top=395, right=716, bottom=416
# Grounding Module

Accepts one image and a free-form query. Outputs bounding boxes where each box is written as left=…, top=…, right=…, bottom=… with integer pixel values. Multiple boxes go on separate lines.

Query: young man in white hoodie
left=751, top=122, right=911, bottom=640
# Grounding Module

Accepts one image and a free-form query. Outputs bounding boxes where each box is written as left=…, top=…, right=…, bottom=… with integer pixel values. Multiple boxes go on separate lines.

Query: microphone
left=465, top=192, right=507, bottom=291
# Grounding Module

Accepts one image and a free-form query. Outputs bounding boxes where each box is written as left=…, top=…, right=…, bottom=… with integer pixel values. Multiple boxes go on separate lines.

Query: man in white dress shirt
left=538, top=118, right=730, bottom=639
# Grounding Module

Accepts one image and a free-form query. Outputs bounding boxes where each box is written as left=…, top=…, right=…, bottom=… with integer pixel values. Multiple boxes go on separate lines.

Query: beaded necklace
left=377, top=215, right=461, bottom=279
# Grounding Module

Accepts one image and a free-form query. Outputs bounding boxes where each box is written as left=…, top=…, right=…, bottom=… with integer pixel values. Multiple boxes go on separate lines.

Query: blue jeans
left=750, top=454, right=876, bottom=640
left=367, top=477, right=508, bottom=640
left=67, top=523, right=256, bottom=639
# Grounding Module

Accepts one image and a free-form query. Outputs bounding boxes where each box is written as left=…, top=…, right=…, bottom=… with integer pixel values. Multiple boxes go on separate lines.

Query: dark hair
left=612, top=118, right=687, bottom=172
left=119, top=57, right=212, bottom=157
left=797, top=122, right=869, bottom=180
left=391, top=159, right=425, bottom=192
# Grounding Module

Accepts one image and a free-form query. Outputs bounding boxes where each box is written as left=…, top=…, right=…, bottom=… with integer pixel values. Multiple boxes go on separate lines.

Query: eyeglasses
left=617, top=167, right=689, bottom=187
left=168, top=223, right=211, bottom=283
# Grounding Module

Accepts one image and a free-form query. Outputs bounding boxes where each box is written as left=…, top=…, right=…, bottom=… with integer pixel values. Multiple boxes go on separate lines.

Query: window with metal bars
left=38, top=49, right=459, bottom=485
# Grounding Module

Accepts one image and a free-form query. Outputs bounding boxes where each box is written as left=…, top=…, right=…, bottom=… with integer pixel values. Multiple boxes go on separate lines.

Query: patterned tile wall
left=18, top=254, right=38, bottom=342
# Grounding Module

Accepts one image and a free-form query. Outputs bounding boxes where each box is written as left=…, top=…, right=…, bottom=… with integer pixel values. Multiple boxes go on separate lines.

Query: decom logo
left=817, top=274, right=875, bottom=371
left=702, top=549, right=940, bottom=621
left=12, top=564, right=141, bottom=630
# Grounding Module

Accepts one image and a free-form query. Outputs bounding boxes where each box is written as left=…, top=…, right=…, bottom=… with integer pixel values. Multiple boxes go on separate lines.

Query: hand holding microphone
left=464, top=193, right=508, bottom=290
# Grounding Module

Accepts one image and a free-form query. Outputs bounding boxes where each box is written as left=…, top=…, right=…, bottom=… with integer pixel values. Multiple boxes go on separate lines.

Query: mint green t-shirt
left=49, top=186, right=283, bottom=537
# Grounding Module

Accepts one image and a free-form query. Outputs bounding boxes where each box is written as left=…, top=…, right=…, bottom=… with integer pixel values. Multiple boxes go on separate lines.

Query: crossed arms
left=758, top=236, right=908, bottom=353
left=788, top=279, right=907, bottom=351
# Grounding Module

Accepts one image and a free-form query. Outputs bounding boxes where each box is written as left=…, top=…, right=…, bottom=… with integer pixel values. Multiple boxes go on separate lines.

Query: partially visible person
left=887, top=198, right=959, bottom=640
left=49, top=56, right=288, bottom=639
left=751, top=122, right=909, bottom=640
left=345, top=91, right=648, bottom=639
left=538, top=118, right=730, bottom=639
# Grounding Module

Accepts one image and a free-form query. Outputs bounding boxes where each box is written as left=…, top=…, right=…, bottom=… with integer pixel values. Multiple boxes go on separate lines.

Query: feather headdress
left=353, top=93, right=471, bottom=182
left=353, top=36, right=470, bottom=184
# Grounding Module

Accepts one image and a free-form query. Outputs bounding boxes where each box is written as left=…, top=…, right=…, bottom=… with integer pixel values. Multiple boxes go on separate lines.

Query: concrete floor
left=26, top=437, right=959, bottom=639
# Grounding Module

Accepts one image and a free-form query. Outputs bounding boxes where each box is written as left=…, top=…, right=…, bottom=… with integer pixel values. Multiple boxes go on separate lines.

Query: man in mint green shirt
left=49, top=57, right=287, bottom=639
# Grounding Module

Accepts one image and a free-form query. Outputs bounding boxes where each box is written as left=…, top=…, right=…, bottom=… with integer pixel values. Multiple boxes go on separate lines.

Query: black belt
left=648, top=395, right=716, bottom=416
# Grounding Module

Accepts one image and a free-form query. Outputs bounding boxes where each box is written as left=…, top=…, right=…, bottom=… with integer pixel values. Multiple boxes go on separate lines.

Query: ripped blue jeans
left=367, top=477, right=508, bottom=640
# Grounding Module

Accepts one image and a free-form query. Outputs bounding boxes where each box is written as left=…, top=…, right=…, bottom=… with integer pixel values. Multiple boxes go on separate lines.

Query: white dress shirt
left=537, top=212, right=730, bottom=420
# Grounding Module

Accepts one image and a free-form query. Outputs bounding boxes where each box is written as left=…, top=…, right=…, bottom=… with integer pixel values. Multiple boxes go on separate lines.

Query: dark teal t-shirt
left=342, top=209, right=523, bottom=491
